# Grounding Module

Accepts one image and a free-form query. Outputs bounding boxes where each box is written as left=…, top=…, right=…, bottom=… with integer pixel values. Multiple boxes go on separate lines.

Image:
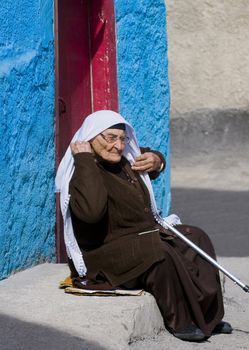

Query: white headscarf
left=55, top=110, right=181, bottom=276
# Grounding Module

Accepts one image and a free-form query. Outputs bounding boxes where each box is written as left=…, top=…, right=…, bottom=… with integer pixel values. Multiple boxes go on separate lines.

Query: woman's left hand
left=131, top=152, right=162, bottom=173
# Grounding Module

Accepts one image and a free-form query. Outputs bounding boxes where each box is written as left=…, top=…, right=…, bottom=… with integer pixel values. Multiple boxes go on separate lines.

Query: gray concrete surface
left=0, top=263, right=164, bottom=350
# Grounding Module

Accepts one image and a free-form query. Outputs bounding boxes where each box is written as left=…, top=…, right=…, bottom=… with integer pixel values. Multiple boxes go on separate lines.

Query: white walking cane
left=164, top=222, right=249, bottom=293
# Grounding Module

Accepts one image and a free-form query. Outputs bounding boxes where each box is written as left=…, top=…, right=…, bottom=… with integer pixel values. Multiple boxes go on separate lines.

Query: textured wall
left=114, top=0, right=171, bottom=215
left=0, top=0, right=55, bottom=279
left=167, top=0, right=249, bottom=118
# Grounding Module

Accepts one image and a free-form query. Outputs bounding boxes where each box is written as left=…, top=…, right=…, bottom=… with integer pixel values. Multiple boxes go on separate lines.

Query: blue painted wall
left=0, top=0, right=55, bottom=279
left=114, top=0, right=171, bottom=216
left=0, top=0, right=170, bottom=279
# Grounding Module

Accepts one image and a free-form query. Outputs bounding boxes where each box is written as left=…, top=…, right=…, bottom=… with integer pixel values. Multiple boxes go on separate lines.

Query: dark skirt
left=71, top=224, right=224, bottom=336
left=122, top=225, right=224, bottom=336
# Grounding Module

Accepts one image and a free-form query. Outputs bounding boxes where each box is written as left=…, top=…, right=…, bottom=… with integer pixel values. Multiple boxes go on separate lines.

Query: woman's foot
left=212, top=321, right=233, bottom=334
left=173, top=324, right=206, bottom=342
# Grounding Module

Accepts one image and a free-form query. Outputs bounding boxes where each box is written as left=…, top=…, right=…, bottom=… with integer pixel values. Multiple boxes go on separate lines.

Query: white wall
left=166, top=0, right=249, bottom=117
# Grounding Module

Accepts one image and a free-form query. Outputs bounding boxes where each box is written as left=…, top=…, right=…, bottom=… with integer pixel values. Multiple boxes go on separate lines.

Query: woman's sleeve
left=69, top=153, right=108, bottom=223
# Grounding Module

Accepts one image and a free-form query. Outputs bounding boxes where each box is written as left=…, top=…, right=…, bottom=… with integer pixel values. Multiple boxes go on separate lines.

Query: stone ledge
left=0, top=263, right=164, bottom=350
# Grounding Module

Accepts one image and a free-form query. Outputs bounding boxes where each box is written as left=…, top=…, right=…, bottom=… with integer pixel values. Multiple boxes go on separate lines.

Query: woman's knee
left=176, top=224, right=216, bottom=257
left=177, top=224, right=210, bottom=241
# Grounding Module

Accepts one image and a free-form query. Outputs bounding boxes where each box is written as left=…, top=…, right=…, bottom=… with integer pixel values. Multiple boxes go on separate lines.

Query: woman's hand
left=131, top=152, right=163, bottom=173
left=70, top=141, right=92, bottom=155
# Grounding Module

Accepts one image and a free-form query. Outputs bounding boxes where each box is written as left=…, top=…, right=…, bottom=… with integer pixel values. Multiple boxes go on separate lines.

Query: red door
left=54, top=0, right=118, bottom=262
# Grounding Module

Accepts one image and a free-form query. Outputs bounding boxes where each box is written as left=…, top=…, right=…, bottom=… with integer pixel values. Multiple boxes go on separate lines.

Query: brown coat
left=69, top=151, right=225, bottom=336
left=69, top=150, right=168, bottom=286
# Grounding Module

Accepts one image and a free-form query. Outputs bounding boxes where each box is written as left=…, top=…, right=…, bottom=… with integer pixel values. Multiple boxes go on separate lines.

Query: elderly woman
left=56, top=110, right=232, bottom=342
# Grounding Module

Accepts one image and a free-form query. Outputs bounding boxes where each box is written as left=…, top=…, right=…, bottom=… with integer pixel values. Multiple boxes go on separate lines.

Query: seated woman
left=55, top=110, right=232, bottom=342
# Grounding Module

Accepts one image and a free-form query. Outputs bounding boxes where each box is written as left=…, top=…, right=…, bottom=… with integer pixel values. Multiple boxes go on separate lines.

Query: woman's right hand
left=70, top=141, right=92, bottom=155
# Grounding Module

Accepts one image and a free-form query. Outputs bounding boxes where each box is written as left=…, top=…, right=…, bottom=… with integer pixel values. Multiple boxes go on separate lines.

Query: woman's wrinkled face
left=90, top=128, right=126, bottom=163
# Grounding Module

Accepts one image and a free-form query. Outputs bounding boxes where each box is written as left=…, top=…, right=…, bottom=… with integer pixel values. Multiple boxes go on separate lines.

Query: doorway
left=54, top=0, right=118, bottom=262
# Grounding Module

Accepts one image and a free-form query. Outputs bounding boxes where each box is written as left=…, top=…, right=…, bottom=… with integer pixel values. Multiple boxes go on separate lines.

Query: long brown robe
left=69, top=151, right=224, bottom=336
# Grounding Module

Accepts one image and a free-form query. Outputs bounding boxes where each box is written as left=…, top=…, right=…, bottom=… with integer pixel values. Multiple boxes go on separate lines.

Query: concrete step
left=0, top=263, right=164, bottom=350
left=0, top=259, right=248, bottom=349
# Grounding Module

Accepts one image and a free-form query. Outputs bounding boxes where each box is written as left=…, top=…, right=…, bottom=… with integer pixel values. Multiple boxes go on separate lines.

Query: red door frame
left=54, top=0, right=119, bottom=262
left=89, top=0, right=119, bottom=112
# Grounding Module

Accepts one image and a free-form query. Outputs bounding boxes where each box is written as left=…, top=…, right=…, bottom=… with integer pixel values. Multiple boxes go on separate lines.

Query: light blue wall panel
left=114, top=0, right=171, bottom=215
left=0, top=0, right=55, bottom=279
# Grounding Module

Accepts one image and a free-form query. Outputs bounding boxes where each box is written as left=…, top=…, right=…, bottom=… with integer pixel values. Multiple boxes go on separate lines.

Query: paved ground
left=171, top=152, right=249, bottom=257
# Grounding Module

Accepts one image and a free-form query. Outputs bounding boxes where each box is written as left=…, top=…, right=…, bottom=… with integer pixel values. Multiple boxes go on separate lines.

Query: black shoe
left=173, top=324, right=206, bottom=342
left=212, top=321, right=233, bottom=334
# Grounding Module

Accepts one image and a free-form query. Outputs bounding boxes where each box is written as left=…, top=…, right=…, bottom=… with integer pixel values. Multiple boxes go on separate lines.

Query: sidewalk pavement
left=0, top=258, right=248, bottom=350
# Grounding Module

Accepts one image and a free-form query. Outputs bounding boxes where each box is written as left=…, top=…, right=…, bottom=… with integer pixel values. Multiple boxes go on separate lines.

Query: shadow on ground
left=0, top=313, right=107, bottom=350
left=171, top=188, right=249, bottom=257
